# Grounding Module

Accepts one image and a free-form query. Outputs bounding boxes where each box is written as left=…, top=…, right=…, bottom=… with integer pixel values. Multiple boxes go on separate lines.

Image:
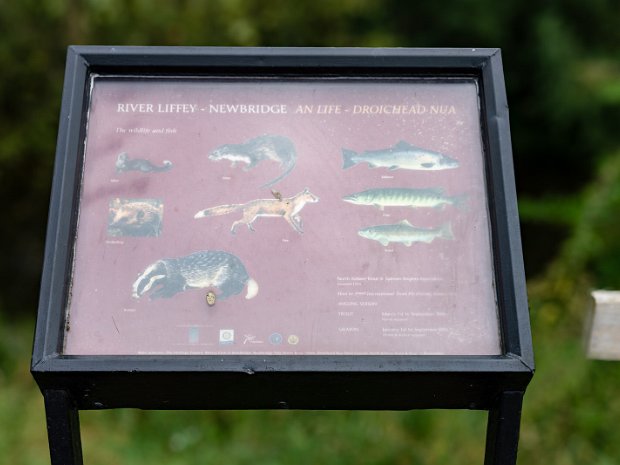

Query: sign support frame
left=32, top=46, right=534, bottom=465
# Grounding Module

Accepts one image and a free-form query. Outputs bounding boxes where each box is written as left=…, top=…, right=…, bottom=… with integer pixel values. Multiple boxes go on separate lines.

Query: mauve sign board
left=63, top=77, right=501, bottom=356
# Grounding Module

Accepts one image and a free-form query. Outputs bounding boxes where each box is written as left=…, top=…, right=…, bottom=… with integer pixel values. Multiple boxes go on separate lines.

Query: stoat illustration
left=116, top=152, right=172, bottom=173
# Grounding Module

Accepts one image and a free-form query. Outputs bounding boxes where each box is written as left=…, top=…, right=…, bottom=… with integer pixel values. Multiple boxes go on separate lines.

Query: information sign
left=31, top=47, right=533, bottom=465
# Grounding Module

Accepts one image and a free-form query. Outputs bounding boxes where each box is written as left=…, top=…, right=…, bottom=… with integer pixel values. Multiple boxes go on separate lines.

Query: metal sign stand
left=42, top=389, right=525, bottom=465
left=44, top=391, right=83, bottom=465
left=32, top=47, right=534, bottom=465
left=485, top=391, right=524, bottom=464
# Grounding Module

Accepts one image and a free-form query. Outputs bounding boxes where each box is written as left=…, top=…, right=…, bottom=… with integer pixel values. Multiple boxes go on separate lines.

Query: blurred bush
left=529, top=150, right=620, bottom=335
left=1, top=0, right=619, bottom=316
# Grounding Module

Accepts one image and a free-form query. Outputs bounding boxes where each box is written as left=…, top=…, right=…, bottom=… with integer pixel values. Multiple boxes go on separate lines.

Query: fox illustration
left=194, top=188, right=319, bottom=234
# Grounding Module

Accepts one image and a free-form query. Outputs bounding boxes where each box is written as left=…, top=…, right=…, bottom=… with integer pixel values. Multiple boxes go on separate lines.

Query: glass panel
left=63, top=76, right=500, bottom=356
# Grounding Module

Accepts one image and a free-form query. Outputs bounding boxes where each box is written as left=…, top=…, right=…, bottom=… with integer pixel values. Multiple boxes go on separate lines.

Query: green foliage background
left=1, top=1, right=619, bottom=464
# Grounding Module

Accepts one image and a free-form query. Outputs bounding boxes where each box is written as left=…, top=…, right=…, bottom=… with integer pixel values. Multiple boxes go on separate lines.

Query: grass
left=4, top=304, right=620, bottom=465
left=3, top=316, right=488, bottom=465
left=79, top=409, right=487, bottom=465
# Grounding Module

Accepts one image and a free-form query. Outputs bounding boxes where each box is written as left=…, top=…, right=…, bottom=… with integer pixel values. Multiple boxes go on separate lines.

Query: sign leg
left=44, top=390, right=84, bottom=465
left=484, top=391, right=524, bottom=465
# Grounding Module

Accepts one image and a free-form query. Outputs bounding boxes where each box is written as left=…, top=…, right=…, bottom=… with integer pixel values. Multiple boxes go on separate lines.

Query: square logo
left=188, top=326, right=200, bottom=344
left=219, top=329, right=235, bottom=345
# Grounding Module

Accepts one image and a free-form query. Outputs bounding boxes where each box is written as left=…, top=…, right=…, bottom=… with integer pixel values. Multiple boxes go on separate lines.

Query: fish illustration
left=209, top=134, right=297, bottom=188
left=342, top=141, right=459, bottom=171
left=358, top=221, right=454, bottom=247
left=342, top=188, right=465, bottom=210
left=194, top=188, right=318, bottom=234
left=132, top=250, right=258, bottom=300
left=116, top=152, right=172, bottom=173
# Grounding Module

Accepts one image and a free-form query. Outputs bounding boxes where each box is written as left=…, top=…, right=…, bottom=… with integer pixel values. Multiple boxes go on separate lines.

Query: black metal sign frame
left=31, top=46, right=533, bottom=465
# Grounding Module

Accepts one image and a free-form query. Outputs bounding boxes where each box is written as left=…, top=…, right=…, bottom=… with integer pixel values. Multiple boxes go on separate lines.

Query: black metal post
left=44, top=390, right=84, bottom=465
left=484, top=391, right=524, bottom=465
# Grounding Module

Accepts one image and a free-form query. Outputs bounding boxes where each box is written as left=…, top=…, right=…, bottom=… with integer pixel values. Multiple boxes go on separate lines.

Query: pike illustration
left=358, top=221, right=454, bottom=247
left=194, top=188, right=319, bottom=234
left=132, top=250, right=258, bottom=300
left=208, top=134, right=297, bottom=188
left=342, top=188, right=465, bottom=210
left=342, top=141, right=459, bottom=171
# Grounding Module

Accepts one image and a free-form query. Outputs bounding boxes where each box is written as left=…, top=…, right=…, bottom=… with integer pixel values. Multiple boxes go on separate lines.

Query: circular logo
left=219, top=329, right=234, bottom=344
left=269, top=333, right=283, bottom=345
left=287, top=335, right=300, bottom=345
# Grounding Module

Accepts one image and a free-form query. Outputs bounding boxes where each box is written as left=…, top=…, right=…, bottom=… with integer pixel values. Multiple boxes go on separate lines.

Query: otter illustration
left=132, top=250, right=258, bottom=301
left=116, top=152, right=172, bottom=173
left=208, top=134, right=296, bottom=188
left=108, top=199, right=163, bottom=237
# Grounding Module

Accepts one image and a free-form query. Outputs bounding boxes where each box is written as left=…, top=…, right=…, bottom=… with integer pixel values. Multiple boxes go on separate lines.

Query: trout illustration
left=342, top=141, right=459, bottom=171
left=358, top=221, right=454, bottom=247
left=342, top=188, right=465, bottom=210
left=208, top=134, right=297, bottom=188
left=132, top=250, right=258, bottom=300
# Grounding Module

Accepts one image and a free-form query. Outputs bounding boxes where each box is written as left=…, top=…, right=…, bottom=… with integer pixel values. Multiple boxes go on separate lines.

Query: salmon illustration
left=342, top=141, right=459, bottom=171
left=342, top=188, right=466, bottom=210
left=358, top=221, right=454, bottom=247
left=208, top=134, right=297, bottom=188
left=132, top=250, right=258, bottom=300
left=194, top=188, right=319, bottom=234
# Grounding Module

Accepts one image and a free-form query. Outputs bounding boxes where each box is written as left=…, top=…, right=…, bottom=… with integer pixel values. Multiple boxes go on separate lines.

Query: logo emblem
left=188, top=327, right=200, bottom=344
left=243, top=334, right=264, bottom=345
left=287, top=335, right=300, bottom=345
left=219, top=329, right=234, bottom=344
left=269, top=333, right=283, bottom=345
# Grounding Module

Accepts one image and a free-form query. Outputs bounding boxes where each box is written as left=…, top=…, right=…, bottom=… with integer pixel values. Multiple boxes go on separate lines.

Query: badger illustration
left=116, top=152, right=172, bottom=173
left=108, top=198, right=163, bottom=237
left=132, top=250, right=258, bottom=301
